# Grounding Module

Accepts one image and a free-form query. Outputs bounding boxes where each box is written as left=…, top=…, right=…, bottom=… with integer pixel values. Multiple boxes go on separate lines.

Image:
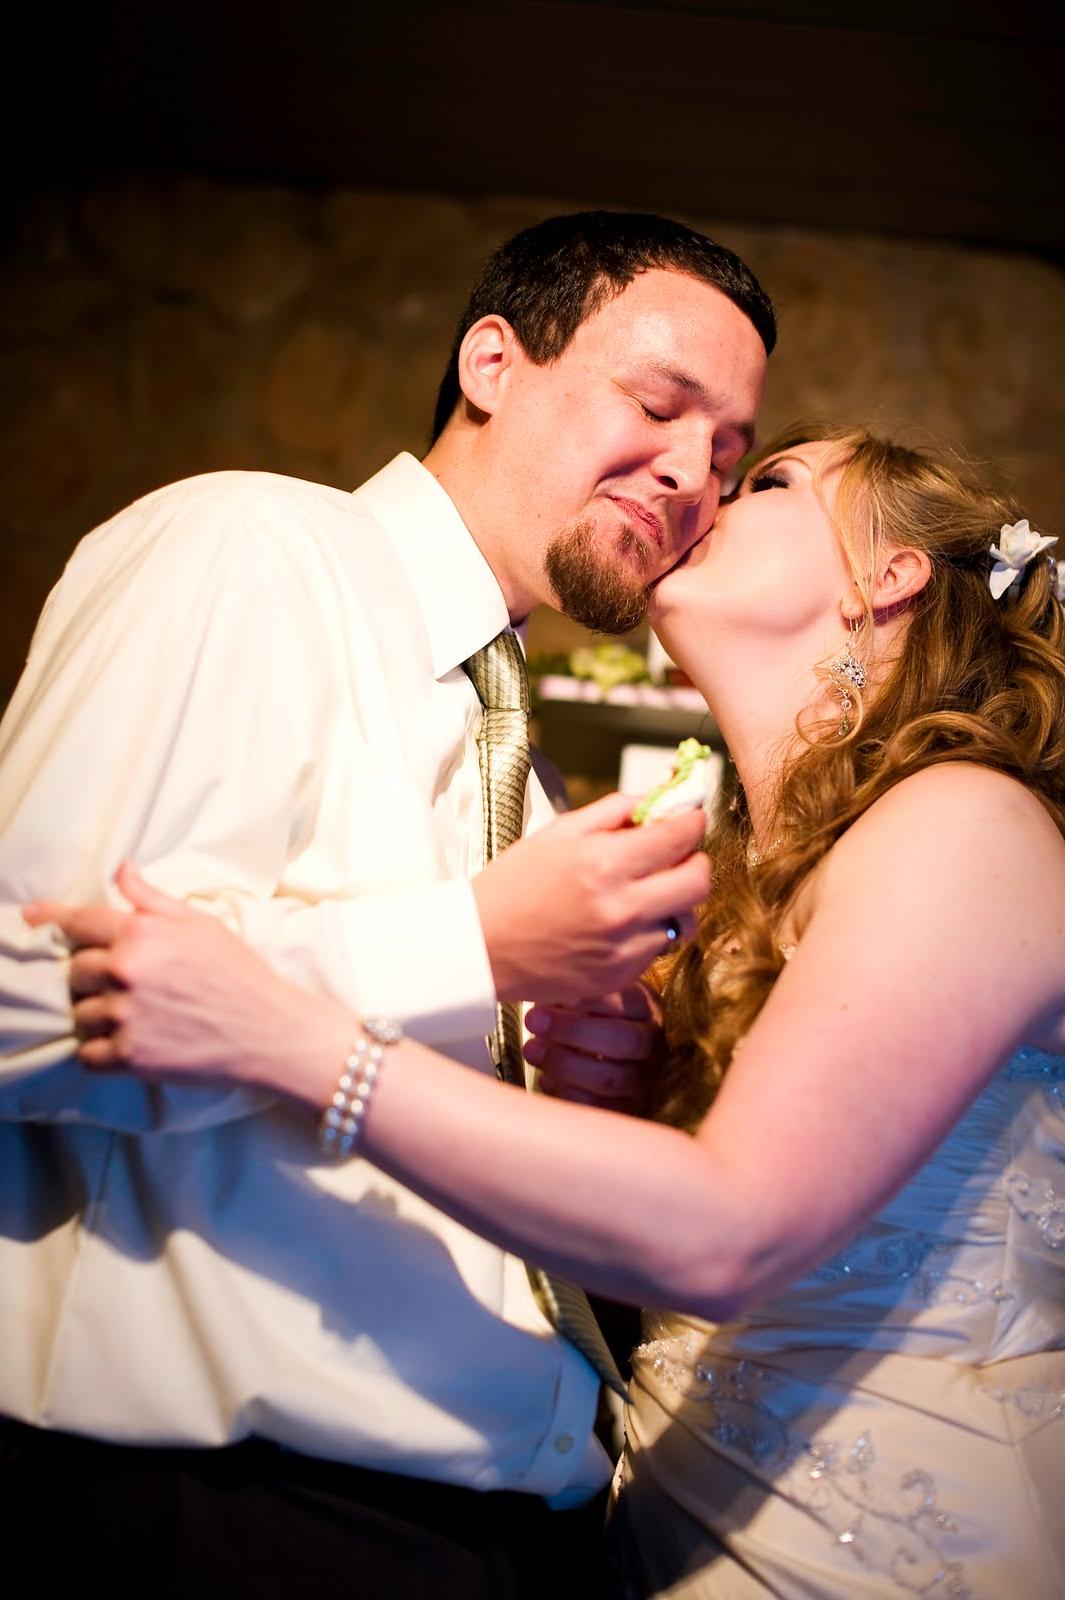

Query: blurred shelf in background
left=535, top=677, right=722, bottom=796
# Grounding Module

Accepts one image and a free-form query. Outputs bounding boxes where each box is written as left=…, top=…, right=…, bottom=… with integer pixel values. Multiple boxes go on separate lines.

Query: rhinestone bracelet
left=318, top=1017, right=402, bottom=1159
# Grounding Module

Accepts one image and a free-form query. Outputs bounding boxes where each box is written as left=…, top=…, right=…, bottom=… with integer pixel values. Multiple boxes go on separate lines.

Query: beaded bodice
left=644, top=1048, right=1065, bottom=1366
left=624, top=1051, right=1065, bottom=1598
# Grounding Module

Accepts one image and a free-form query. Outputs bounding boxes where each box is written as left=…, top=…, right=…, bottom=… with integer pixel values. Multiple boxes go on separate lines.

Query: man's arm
left=32, top=764, right=1065, bottom=1314
left=0, top=475, right=499, bottom=1130
left=2, top=474, right=702, bottom=1133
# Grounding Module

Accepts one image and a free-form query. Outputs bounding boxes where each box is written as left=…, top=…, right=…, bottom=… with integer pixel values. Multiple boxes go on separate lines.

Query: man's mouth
left=608, top=497, right=664, bottom=553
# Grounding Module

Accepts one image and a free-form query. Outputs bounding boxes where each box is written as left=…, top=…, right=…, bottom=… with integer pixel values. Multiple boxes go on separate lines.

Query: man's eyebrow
left=643, top=361, right=713, bottom=403
left=642, top=363, right=756, bottom=453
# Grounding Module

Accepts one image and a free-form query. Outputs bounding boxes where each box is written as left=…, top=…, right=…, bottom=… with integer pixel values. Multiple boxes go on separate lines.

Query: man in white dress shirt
left=0, top=212, right=772, bottom=1596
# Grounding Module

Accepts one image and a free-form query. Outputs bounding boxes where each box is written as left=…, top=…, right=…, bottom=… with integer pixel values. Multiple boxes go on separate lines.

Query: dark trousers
left=1, top=1417, right=608, bottom=1599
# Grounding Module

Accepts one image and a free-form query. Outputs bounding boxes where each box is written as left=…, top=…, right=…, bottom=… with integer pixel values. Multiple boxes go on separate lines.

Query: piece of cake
left=631, top=738, right=714, bottom=824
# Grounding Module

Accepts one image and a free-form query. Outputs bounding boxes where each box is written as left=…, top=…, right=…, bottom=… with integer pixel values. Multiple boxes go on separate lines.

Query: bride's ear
left=865, top=545, right=933, bottom=615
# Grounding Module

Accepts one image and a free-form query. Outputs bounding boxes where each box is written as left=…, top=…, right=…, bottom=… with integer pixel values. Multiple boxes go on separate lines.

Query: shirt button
left=554, top=1433, right=575, bottom=1455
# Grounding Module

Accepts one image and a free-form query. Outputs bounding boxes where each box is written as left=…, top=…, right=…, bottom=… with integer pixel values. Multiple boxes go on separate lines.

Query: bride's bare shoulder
left=870, top=760, right=1055, bottom=826
left=826, top=761, right=1065, bottom=889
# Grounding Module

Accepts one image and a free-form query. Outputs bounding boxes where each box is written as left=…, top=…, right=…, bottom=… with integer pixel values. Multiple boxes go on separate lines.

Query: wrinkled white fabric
left=0, top=454, right=607, bottom=1502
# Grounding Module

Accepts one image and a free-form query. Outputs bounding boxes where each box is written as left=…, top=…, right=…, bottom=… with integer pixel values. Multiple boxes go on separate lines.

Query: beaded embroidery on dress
left=612, top=1052, right=1065, bottom=1598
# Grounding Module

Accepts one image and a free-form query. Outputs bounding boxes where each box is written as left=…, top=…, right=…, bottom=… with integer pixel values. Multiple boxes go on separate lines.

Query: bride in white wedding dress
left=34, top=428, right=1065, bottom=1597
left=604, top=432, right=1065, bottom=1597
left=615, top=1039, right=1063, bottom=1598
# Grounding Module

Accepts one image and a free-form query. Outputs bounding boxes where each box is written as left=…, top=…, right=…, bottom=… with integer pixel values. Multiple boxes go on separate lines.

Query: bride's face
left=648, top=440, right=853, bottom=683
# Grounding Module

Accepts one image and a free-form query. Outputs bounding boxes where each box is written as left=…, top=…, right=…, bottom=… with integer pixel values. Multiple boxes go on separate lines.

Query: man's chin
left=557, top=584, right=649, bottom=635
left=545, top=521, right=651, bottom=636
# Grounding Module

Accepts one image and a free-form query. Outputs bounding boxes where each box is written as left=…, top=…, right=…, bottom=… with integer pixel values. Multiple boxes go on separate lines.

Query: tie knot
left=464, top=630, right=530, bottom=714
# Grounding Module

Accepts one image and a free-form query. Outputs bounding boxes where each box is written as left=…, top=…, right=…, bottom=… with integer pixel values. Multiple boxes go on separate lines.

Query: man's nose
left=655, top=430, right=718, bottom=510
left=654, top=436, right=720, bottom=543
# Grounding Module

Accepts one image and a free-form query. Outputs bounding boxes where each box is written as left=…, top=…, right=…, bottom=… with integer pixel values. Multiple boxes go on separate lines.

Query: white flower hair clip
left=988, top=519, right=1058, bottom=600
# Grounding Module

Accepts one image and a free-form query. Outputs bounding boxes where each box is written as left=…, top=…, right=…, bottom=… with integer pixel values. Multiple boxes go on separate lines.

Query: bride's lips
left=608, top=496, right=664, bottom=552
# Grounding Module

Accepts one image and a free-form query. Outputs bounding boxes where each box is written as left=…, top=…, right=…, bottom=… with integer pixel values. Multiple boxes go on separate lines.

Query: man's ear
left=845, top=546, right=932, bottom=621
left=455, top=315, right=520, bottom=418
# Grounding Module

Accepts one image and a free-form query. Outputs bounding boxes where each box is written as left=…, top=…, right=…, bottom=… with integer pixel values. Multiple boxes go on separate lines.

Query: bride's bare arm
left=27, top=763, right=1065, bottom=1319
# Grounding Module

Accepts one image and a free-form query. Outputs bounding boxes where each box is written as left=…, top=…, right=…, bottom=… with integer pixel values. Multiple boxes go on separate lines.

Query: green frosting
left=631, top=738, right=711, bottom=824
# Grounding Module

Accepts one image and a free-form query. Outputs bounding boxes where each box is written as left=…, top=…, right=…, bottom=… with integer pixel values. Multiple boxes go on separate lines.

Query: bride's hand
left=523, top=982, right=663, bottom=1110
left=22, top=864, right=350, bottom=1094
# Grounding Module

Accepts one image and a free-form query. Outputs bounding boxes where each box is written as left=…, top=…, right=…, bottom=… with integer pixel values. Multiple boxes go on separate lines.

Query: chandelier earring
left=828, top=615, right=867, bottom=736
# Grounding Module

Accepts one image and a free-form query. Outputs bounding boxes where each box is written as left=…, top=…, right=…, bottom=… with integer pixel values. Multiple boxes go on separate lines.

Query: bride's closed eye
left=747, top=469, right=789, bottom=494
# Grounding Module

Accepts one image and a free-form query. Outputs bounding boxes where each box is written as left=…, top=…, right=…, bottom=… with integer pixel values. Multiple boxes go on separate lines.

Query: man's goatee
left=544, top=519, right=652, bottom=634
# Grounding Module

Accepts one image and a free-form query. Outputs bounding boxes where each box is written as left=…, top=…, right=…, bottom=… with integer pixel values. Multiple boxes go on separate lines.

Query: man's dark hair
left=430, top=210, right=776, bottom=442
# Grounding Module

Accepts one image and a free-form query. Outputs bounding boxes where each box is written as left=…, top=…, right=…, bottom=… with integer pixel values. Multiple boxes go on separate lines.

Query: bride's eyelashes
left=747, top=468, right=789, bottom=493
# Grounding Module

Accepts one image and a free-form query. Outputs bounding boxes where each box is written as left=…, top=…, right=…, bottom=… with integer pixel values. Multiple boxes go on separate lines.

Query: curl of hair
left=645, top=428, right=1065, bottom=1130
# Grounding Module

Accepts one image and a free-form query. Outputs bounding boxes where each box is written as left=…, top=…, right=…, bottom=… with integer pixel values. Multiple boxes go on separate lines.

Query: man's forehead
left=580, top=272, right=765, bottom=375
left=589, top=267, right=754, bottom=331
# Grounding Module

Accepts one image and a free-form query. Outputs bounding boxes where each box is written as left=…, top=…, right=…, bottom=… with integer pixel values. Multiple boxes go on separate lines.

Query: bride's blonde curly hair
left=646, top=425, right=1065, bottom=1130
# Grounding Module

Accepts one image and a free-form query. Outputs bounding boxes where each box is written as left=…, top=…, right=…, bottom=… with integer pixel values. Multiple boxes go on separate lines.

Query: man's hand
left=473, top=792, right=708, bottom=1005
left=523, top=983, right=663, bottom=1110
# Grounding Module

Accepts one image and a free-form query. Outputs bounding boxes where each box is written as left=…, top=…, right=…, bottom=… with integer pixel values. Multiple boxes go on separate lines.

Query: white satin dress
left=611, top=1049, right=1065, bottom=1598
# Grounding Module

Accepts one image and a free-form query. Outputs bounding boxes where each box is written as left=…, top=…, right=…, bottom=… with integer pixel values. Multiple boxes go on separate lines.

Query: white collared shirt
left=0, top=454, right=608, bottom=1502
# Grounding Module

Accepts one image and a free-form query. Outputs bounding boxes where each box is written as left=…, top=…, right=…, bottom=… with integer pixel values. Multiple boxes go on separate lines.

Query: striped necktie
left=464, top=629, right=626, bottom=1398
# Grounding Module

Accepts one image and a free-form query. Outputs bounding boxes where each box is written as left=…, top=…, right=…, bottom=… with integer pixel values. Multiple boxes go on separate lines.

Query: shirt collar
left=351, top=453, right=512, bottom=680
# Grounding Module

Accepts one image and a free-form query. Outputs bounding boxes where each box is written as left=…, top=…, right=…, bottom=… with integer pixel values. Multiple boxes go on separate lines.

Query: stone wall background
left=3, top=176, right=1063, bottom=707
